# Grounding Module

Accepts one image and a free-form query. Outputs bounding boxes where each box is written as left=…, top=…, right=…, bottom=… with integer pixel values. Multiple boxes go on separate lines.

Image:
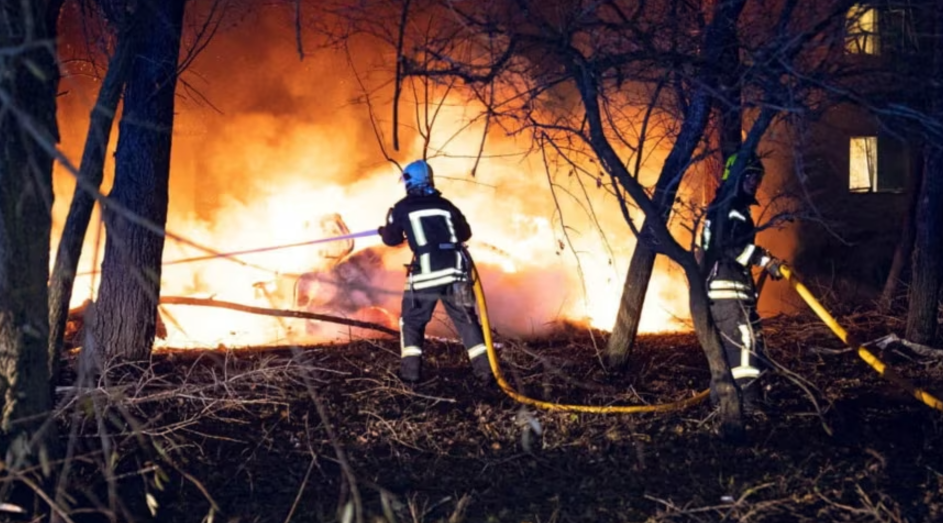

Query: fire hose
left=144, top=225, right=941, bottom=413
left=471, top=265, right=710, bottom=413
left=778, top=264, right=943, bottom=412
left=474, top=262, right=943, bottom=413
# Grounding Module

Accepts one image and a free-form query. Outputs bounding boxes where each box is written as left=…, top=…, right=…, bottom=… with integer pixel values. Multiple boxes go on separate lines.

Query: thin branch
left=392, top=0, right=413, bottom=151
left=294, top=0, right=305, bottom=60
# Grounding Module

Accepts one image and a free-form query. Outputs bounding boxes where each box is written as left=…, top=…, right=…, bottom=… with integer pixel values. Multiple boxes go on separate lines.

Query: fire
left=51, top=9, right=695, bottom=349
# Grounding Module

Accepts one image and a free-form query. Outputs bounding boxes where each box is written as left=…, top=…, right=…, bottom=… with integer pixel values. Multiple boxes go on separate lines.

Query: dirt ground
left=50, top=310, right=943, bottom=523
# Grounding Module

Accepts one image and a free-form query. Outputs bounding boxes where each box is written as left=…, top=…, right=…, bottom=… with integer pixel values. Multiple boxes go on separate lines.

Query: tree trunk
left=905, top=8, right=943, bottom=346
left=879, top=149, right=921, bottom=312
left=605, top=88, right=714, bottom=367
left=906, top=146, right=943, bottom=344
left=48, top=29, right=136, bottom=379
left=90, top=0, right=185, bottom=362
left=606, top=243, right=656, bottom=367
left=0, top=0, right=61, bottom=467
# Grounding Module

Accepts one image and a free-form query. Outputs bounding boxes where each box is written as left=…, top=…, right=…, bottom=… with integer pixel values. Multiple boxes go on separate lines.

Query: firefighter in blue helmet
left=378, top=160, right=491, bottom=383
left=701, top=152, right=783, bottom=412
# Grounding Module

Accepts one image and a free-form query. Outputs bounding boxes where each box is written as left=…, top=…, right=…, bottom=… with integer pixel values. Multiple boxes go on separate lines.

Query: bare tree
left=606, top=0, right=745, bottom=368
left=50, top=0, right=241, bottom=368
left=48, top=0, right=139, bottom=380
left=0, top=0, right=64, bottom=499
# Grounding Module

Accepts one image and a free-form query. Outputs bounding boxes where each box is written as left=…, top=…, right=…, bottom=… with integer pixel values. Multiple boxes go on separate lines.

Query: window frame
left=845, top=4, right=880, bottom=56
left=849, top=136, right=878, bottom=192
left=848, top=135, right=908, bottom=194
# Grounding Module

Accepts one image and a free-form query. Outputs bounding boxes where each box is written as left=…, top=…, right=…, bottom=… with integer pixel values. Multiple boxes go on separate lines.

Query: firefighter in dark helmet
left=378, top=159, right=492, bottom=383
left=700, top=152, right=783, bottom=411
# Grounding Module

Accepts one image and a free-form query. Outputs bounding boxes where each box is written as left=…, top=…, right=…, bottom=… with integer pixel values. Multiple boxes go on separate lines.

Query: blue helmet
left=402, top=159, right=435, bottom=194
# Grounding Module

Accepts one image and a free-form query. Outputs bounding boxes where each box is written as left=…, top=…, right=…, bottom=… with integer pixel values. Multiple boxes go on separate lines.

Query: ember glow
left=52, top=8, right=695, bottom=348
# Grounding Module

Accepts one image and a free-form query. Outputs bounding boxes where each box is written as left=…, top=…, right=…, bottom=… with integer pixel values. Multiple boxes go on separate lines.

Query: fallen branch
left=867, top=333, right=943, bottom=358
left=158, top=296, right=398, bottom=337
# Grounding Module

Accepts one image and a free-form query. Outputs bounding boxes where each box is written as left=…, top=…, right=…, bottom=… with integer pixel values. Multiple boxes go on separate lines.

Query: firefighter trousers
left=707, top=271, right=767, bottom=395
left=399, top=282, right=489, bottom=381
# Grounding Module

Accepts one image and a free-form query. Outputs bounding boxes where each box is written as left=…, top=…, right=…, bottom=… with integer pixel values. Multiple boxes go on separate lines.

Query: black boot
left=401, top=355, right=421, bottom=383
left=470, top=354, right=493, bottom=383
left=737, top=378, right=764, bottom=417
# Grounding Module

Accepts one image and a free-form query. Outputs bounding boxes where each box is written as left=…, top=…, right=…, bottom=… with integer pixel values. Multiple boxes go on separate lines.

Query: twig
left=158, top=296, right=398, bottom=336
left=282, top=456, right=316, bottom=523
left=18, top=474, right=77, bottom=523
left=391, top=0, right=413, bottom=151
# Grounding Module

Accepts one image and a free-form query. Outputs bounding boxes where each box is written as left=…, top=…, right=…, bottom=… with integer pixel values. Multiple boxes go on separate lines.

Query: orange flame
left=52, top=10, right=696, bottom=349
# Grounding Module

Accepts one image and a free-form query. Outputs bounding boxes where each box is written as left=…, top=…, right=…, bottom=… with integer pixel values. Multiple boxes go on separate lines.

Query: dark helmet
left=401, top=159, right=436, bottom=195
left=722, top=152, right=764, bottom=182
left=721, top=152, right=764, bottom=202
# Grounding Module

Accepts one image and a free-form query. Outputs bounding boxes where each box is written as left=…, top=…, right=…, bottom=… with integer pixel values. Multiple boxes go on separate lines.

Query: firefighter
left=378, top=159, right=491, bottom=384
left=700, top=152, right=783, bottom=411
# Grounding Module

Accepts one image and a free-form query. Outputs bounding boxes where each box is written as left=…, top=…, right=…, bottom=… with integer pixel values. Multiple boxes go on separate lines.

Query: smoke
left=52, top=4, right=700, bottom=347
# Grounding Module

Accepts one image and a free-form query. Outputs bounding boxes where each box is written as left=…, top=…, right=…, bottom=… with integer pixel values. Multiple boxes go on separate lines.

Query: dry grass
left=3, top=310, right=941, bottom=522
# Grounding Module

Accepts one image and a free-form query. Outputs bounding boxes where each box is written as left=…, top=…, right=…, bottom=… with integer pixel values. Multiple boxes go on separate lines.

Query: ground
left=44, top=310, right=943, bottom=523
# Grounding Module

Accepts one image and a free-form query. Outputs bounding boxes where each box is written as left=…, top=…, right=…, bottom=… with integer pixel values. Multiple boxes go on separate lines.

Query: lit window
left=848, top=136, right=908, bottom=193
left=849, top=136, right=877, bottom=192
left=846, top=5, right=879, bottom=55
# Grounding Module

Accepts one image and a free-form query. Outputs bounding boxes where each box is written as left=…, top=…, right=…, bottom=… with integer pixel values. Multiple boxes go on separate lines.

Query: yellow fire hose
left=471, top=263, right=943, bottom=414
left=471, top=269, right=710, bottom=413
left=779, top=264, right=943, bottom=412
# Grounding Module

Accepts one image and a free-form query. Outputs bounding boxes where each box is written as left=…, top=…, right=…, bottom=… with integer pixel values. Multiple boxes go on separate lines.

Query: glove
left=765, top=258, right=784, bottom=280
left=755, top=247, right=783, bottom=280
left=377, top=226, right=386, bottom=237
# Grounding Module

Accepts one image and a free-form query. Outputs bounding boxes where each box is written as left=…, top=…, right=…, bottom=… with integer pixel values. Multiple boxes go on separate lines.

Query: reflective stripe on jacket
left=380, top=192, right=472, bottom=290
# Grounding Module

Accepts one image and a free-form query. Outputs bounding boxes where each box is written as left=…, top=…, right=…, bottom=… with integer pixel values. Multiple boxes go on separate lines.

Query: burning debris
left=293, top=245, right=398, bottom=336
left=52, top=6, right=704, bottom=349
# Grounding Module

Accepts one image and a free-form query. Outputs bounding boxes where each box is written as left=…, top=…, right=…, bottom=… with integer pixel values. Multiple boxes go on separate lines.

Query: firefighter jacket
left=700, top=197, right=771, bottom=302
left=379, top=191, right=472, bottom=290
